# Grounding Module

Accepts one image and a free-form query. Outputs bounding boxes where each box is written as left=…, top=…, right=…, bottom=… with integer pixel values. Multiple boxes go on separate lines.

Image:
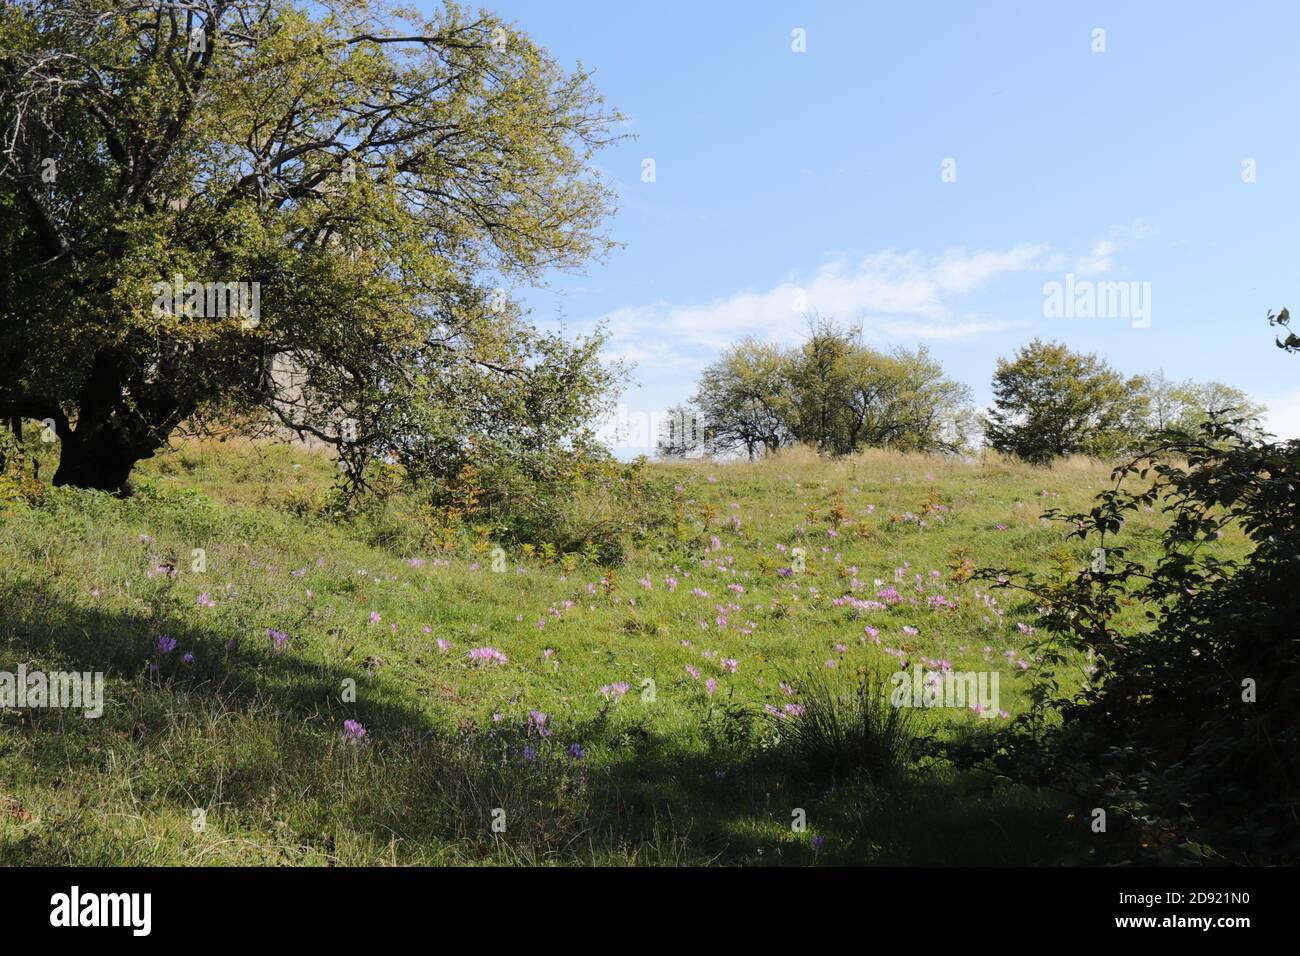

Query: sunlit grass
left=0, top=438, right=1249, bottom=864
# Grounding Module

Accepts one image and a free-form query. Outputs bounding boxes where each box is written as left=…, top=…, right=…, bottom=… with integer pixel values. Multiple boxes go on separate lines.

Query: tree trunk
left=49, top=349, right=180, bottom=493
left=52, top=421, right=153, bottom=492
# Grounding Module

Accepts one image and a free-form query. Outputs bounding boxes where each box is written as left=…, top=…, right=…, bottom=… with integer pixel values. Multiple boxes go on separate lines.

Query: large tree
left=0, top=0, right=621, bottom=491
left=787, top=318, right=972, bottom=455
left=983, top=339, right=1148, bottom=463
left=690, top=338, right=792, bottom=460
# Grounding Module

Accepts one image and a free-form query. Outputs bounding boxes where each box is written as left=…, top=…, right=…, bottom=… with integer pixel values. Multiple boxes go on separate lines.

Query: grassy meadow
left=0, top=438, right=1249, bottom=865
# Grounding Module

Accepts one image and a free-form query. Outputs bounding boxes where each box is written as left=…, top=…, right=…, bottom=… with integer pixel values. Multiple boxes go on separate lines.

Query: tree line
left=662, top=319, right=1264, bottom=464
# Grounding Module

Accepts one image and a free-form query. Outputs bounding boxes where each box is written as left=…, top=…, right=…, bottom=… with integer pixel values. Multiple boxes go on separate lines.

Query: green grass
left=0, top=438, right=1250, bottom=865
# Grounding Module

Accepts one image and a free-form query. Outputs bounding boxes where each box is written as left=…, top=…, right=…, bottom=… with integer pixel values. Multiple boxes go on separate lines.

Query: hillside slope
left=0, top=439, right=1232, bottom=865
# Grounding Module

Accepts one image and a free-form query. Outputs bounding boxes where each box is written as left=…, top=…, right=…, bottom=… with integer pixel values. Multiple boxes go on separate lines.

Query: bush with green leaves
left=965, top=313, right=1300, bottom=862
left=411, top=442, right=680, bottom=566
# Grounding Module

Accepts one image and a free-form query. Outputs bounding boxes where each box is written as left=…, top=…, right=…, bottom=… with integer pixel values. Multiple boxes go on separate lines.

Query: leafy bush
left=0, top=426, right=44, bottom=505
left=966, top=316, right=1300, bottom=861
left=412, top=444, right=679, bottom=565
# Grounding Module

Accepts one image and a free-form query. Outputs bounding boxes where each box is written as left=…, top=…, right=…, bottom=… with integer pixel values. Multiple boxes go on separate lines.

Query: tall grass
left=766, top=667, right=918, bottom=786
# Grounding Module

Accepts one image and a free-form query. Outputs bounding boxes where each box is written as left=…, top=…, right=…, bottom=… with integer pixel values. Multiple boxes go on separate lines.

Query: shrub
left=416, top=445, right=679, bottom=565
left=0, top=426, right=44, bottom=505
left=968, top=323, right=1300, bottom=862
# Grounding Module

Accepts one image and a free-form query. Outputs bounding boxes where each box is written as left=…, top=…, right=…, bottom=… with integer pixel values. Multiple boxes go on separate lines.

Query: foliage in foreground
left=967, top=325, right=1298, bottom=862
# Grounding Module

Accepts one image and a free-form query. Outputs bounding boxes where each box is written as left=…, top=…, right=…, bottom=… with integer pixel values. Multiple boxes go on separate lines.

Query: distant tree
left=1142, top=370, right=1266, bottom=437
left=683, top=319, right=973, bottom=459
left=0, top=0, right=622, bottom=491
left=984, top=340, right=1147, bottom=463
left=877, top=347, right=975, bottom=453
left=788, top=318, right=973, bottom=454
left=691, top=339, right=792, bottom=460
left=655, top=403, right=708, bottom=459
left=788, top=316, right=856, bottom=453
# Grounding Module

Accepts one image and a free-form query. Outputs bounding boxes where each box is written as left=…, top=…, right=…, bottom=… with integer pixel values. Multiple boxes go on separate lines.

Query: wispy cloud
left=588, top=226, right=1162, bottom=455
left=1071, top=220, right=1158, bottom=276
left=594, top=241, right=1050, bottom=366
left=592, top=224, right=1163, bottom=371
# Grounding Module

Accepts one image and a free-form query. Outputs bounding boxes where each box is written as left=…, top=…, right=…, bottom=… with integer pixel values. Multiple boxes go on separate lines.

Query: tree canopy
left=676, top=318, right=974, bottom=460
left=983, top=339, right=1149, bottom=463
left=983, top=339, right=1267, bottom=464
left=0, top=0, right=623, bottom=491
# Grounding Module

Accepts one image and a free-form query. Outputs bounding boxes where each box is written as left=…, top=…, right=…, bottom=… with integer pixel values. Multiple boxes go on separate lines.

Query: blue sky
left=442, top=1, right=1300, bottom=452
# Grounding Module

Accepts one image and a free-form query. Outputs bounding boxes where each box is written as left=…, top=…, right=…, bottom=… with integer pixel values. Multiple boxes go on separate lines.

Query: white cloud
left=585, top=225, right=1158, bottom=457
left=592, top=242, right=1050, bottom=360
left=1075, top=220, right=1158, bottom=276
left=933, top=245, right=1048, bottom=293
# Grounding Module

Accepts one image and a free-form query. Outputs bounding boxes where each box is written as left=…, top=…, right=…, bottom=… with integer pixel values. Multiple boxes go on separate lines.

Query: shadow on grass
left=0, top=581, right=1078, bottom=865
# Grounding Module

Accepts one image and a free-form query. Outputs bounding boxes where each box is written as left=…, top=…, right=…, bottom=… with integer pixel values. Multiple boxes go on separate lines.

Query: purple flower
left=527, top=710, right=552, bottom=737
left=522, top=746, right=537, bottom=763
left=156, top=635, right=177, bottom=655
left=343, top=719, right=366, bottom=740
left=567, top=743, right=585, bottom=760
left=599, top=682, right=631, bottom=702
left=468, top=646, right=507, bottom=666
left=267, top=628, right=289, bottom=650
left=811, top=835, right=825, bottom=851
